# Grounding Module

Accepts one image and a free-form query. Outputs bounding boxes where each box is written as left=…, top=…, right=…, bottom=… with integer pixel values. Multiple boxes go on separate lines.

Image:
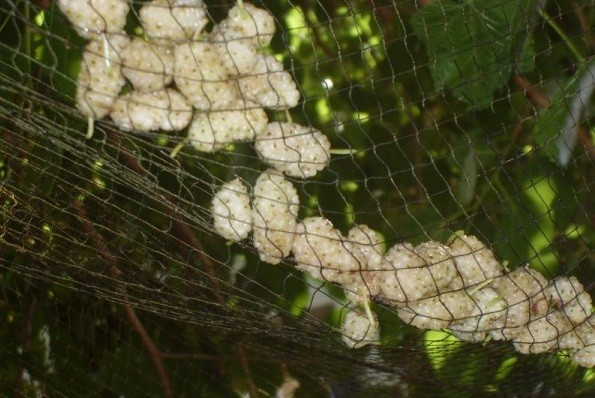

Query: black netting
left=1, top=0, right=594, bottom=397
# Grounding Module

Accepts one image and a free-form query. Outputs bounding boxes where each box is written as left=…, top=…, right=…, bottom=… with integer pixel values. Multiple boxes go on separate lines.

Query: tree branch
left=513, top=75, right=550, bottom=108
left=72, top=198, right=174, bottom=398
left=106, top=131, right=224, bottom=304
left=14, top=292, right=36, bottom=397
left=237, top=343, right=259, bottom=398
left=513, top=74, right=594, bottom=160
left=123, top=306, right=173, bottom=398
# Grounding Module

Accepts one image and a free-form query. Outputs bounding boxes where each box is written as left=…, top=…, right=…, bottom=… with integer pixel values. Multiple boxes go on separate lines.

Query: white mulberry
left=255, top=122, right=331, bottom=178
left=545, top=276, right=592, bottom=325
left=559, top=313, right=595, bottom=350
left=140, top=0, right=209, bottom=43
left=572, top=345, right=595, bottom=368
left=415, top=241, right=460, bottom=291
left=292, top=217, right=367, bottom=285
left=110, top=88, right=192, bottom=132
left=187, top=107, right=267, bottom=152
left=174, top=41, right=240, bottom=110
left=252, top=170, right=299, bottom=264
left=449, top=287, right=507, bottom=340
left=211, top=33, right=260, bottom=77
left=398, top=290, right=476, bottom=331
left=76, top=35, right=130, bottom=119
left=343, top=273, right=380, bottom=305
left=449, top=233, right=503, bottom=287
left=341, top=309, right=379, bottom=349
left=561, top=314, right=595, bottom=366
left=58, top=0, right=129, bottom=39
left=489, top=266, right=549, bottom=340
left=347, top=224, right=384, bottom=269
left=121, top=38, right=174, bottom=92
left=211, top=178, right=252, bottom=241
left=513, top=311, right=574, bottom=354
left=378, top=241, right=458, bottom=304
left=239, top=55, right=300, bottom=109
left=376, top=243, right=425, bottom=304
left=215, top=3, right=276, bottom=47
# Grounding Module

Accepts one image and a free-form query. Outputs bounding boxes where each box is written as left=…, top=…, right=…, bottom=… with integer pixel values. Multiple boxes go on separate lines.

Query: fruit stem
left=170, top=139, right=188, bottom=158
left=237, top=0, right=247, bottom=18
left=85, top=117, right=95, bottom=139
left=284, top=108, right=293, bottom=123
left=362, top=298, right=376, bottom=328
left=329, top=148, right=358, bottom=155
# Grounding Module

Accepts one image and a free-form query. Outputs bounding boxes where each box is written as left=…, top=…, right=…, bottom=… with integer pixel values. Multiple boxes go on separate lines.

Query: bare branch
left=237, top=343, right=259, bottom=398
left=72, top=198, right=174, bottom=398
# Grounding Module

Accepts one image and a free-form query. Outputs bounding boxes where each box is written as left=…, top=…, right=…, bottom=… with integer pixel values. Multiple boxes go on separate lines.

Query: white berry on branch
left=121, top=38, right=174, bottom=92
left=255, top=122, right=331, bottom=178
left=58, top=0, right=129, bottom=39
left=211, top=178, right=253, bottom=241
left=252, top=170, right=299, bottom=265
left=110, top=88, right=192, bottom=132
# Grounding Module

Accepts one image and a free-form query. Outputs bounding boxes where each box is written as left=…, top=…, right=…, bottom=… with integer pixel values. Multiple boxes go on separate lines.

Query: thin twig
left=513, top=74, right=594, bottom=160
left=72, top=198, right=174, bottom=398
left=538, top=8, right=584, bottom=62
left=160, top=352, right=223, bottom=361
left=15, top=293, right=36, bottom=397
left=237, top=344, right=259, bottom=398
left=161, top=351, right=284, bottom=363
left=572, top=1, right=595, bottom=50
left=401, top=89, right=425, bottom=202
left=106, top=131, right=223, bottom=304
left=364, top=0, right=398, bottom=31
left=513, top=75, right=550, bottom=108
left=578, top=130, right=595, bottom=160
left=417, top=0, right=435, bottom=7
left=123, top=306, right=173, bottom=398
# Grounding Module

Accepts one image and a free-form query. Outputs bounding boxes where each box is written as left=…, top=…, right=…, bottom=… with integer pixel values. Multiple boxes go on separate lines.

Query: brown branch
left=572, top=1, right=595, bottom=50
left=72, top=198, right=173, bottom=398
left=363, top=0, right=399, bottom=32
left=237, top=344, right=259, bottom=398
left=400, top=89, right=426, bottom=202
left=122, top=306, right=173, bottom=398
left=513, top=75, right=550, bottom=108
left=161, top=351, right=285, bottom=363
left=578, top=129, right=595, bottom=160
left=513, top=75, right=595, bottom=160
left=417, top=0, right=435, bottom=7
left=161, top=352, right=223, bottom=361
left=105, top=131, right=224, bottom=303
left=14, top=293, right=36, bottom=397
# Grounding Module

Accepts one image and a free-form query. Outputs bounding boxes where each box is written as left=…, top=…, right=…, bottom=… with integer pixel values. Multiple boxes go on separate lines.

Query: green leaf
left=517, top=37, right=536, bottom=74
left=457, top=149, right=477, bottom=206
left=411, top=0, right=536, bottom=108
left=533, top=60, right=595, bottom=165
left=533, top=74, right=580, bottom=163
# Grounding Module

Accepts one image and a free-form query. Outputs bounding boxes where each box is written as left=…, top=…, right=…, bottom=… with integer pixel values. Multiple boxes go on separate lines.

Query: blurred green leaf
left=411, top=0, right=536, bottom=108
left=533, top=60, right=595, bottom=165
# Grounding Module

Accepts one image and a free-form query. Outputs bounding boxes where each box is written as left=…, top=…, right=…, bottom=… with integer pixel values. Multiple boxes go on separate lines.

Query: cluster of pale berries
left=61, top=0, right=329, bottom=168
left=214, top=173, right=595, bottom=367
left=59, top=1, right=594, bottom=368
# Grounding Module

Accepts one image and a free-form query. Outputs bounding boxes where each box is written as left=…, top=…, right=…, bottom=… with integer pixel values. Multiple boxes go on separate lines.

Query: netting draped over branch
left=0, top=0, right=594, bottom=397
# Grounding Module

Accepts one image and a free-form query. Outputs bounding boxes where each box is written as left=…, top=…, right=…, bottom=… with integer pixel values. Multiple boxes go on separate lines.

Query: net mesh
left=1, top=0, right=594, bottom=396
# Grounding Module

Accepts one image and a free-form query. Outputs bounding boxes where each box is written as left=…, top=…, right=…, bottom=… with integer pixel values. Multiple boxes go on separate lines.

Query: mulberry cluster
left=62, top=0, right=329, bottom=177
left=61, top=1, right=593, bottom=368
left=294, top=222, right=595, bottom=368
left=211, top=170, right=299, bottom=265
